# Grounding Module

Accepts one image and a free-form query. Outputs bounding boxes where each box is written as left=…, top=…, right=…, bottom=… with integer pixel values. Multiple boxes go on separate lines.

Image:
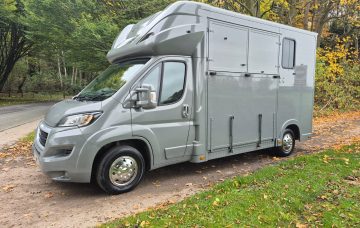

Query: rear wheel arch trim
left=280, top=119, right=301, bottom=140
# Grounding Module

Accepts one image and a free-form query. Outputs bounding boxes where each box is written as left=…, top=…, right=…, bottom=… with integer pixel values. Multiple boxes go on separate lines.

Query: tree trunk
left=287, top=0, right=298, bottom=26
left=244, top=0, right=256, bottom=16
left=71, top=66, right=75, bottom=85
left=0, top=61, right=16, bottom=92
left=57, top=56, right=63, bottom=89
left=80, top=70, right=83, bottom=87
left=303, top=1, right=311, bottom=30
left=74, top=68, right=77, bottom=85
left=17, top=75, right=26, bottom=96
left=62, top=51, right=67, bottom=78
left=0, top=1, right=31, bottom=91
left=354, top=35, right=359, bottom=59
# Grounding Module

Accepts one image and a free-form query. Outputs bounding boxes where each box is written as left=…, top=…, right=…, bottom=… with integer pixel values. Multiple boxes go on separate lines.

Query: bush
left=315, top=37, right=360, bottom=112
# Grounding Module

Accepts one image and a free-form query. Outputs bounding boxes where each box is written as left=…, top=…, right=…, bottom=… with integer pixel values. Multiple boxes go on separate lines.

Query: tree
left=0, top=0, right=31, bottom=91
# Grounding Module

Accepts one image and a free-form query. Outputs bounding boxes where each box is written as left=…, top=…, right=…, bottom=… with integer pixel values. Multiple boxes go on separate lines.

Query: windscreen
left=74, top=59, right=149, bottom=101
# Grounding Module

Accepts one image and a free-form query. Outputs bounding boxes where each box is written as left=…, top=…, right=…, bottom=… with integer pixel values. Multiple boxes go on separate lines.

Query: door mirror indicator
left=134, top=84, right=157, bottom=109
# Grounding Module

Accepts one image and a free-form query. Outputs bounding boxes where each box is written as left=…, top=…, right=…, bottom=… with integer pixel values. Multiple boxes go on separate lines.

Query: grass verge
left=103, top=142, right=360, bottom=227
left=0, top=93, right=64, bottom=107
left=20, top=131, right=36, bottom=143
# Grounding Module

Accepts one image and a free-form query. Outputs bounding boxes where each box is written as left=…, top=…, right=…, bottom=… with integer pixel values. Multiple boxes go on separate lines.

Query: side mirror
left=135, top=84, right=157, bottom=109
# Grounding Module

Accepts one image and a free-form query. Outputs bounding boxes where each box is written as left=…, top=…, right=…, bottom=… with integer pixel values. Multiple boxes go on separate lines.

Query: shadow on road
left=51, top=149, right=274, bottom=197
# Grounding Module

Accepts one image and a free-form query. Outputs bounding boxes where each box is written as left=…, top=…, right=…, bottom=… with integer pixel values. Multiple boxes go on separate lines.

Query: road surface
left=0, top=102, right=54, bottom=147
left=0, top=102, right=54, bottom=132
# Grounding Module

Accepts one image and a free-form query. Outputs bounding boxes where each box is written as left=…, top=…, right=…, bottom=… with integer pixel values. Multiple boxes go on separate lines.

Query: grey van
left=33, top=1, right=317, bottom=194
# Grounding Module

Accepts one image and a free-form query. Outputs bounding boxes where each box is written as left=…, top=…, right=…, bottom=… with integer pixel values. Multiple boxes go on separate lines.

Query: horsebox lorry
left=33, top=1, right=317, bottom=194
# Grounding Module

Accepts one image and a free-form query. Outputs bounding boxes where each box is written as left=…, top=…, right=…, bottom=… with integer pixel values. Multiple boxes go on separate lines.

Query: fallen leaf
left=139, top=220, right=146, bottom=227
left=44, top=192, right=54, bottom=198
left=296, top=222, right=308, bottom=228
left=2, top=184, right=16, bottom=192
left=212, top=198, right=220, bottom=206
left=341, top=157, right=349, bottom=165
left=345, top=180, right=360, bottom=186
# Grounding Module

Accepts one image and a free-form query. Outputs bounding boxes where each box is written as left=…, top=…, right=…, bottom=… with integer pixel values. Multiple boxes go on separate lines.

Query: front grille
left=39, top=129, right=48, bottom=147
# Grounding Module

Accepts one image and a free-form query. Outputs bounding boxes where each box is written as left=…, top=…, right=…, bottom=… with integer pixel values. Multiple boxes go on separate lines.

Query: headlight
left=57, top=112, right=102, bottom=127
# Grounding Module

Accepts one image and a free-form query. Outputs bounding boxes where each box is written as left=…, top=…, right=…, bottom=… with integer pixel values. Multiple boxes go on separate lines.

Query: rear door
left=131, top=57, right=193, bottom=164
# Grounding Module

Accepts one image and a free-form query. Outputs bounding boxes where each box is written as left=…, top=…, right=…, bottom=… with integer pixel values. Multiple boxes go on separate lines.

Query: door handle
left=182, top=104, right=190, bottom=118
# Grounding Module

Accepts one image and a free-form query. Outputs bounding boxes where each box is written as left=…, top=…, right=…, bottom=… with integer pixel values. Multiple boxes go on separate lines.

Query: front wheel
left=96, top=145, right=145, bottom=194
left=274, top=129, right=295, bottom=157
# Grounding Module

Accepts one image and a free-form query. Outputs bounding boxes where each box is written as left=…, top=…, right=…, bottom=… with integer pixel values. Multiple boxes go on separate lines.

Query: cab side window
left=141, top=64, right=161, bottom=96
left=159, top=62, right=186, bottom=105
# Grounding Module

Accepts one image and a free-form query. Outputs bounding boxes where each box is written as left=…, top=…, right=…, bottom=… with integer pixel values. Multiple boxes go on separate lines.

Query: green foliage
left=315, top=38, right=360, bottom=112
left=2, top=0, right=175, bottom=98
left=103, top=143, right=360, bottom=227
left=20, top=131, right=35, bottom=143
left=0, top=0, right=31, bottom=91
left=24, top=0, right=118, bottom=71
left=316, top=63, right=360, bottom=111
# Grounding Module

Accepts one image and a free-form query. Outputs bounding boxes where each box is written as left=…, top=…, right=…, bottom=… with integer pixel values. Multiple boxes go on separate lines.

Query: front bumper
left=32, top=121, right=91, bottom=183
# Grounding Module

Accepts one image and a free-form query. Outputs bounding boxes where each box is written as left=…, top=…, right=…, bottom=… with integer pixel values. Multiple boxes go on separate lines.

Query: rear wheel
left=96, top=145, right=145, bottom=194
left=274, top=129, right=295, bottom=157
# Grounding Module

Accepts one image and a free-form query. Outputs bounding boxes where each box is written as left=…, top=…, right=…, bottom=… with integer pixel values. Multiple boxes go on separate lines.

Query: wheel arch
left=280, top=119, right=301, bottom=141
left=91, top=137, right=153, bottom=182
left=285, top=124, right=300, bottom=140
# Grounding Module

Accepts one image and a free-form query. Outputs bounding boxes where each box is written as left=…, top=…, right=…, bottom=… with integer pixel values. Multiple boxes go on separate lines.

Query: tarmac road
left=0, top=102, right=55, bottom=147
left=0, top=102, right=54, bottom=132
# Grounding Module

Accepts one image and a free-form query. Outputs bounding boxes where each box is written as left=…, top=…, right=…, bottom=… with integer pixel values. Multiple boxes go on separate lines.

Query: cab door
left=131, top=57, right=193, bottom=166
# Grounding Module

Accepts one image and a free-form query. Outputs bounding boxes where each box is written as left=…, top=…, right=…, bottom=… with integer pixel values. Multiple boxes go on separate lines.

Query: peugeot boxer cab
left=33, top=1, right=317, bottom=194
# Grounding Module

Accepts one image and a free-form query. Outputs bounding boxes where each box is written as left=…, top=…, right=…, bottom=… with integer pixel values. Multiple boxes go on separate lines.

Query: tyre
left=274, top=129, right=295, bottom=157
left=96, top=145, right=145, bottom=194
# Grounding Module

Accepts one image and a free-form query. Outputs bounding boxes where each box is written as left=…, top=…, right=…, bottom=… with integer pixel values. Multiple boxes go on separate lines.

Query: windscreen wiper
left=73, top=95, right=92, bottom=101
left=74, top=92, right=113, bottom=101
